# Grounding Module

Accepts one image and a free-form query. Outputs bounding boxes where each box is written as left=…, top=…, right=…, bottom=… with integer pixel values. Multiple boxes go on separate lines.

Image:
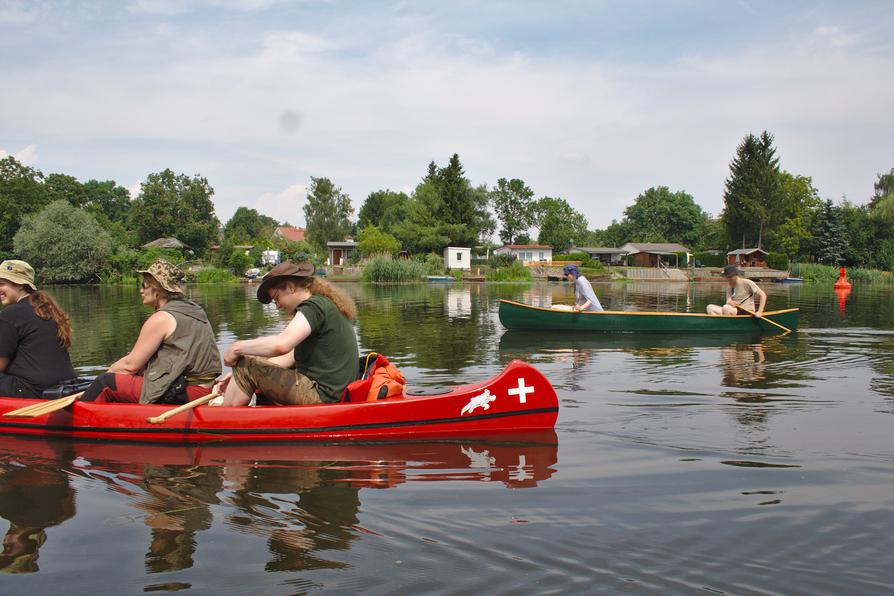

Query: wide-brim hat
left=722, top=264, right=741, bottom=278
left=137, top=259, right=185, bottom=293
left=257, top=261, right=315, bottom=304
left=0, top=260, right=36, bottom=292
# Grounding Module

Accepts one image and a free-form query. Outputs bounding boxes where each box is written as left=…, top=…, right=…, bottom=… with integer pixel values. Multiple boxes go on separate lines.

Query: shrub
left=693, top=252, right=724, bottom=268
left=362, top=255, right=426, bottom=282
left=767, top=252, right=788, bottom=270
left=486, top=261, right=532, bottom=281
left=358, top=225, right=401, bottom=257
left=13, top=200, right=112, bottom=283
left=196, top=267, right=238, bottom=283
left=228, top=250, right=253, bottom=276
left=487, top=253, right=517, bottom=268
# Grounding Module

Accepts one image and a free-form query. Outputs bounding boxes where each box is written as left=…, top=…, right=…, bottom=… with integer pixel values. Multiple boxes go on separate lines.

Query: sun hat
left=563, top=264, right=580, bottom=277
left=137, top=260, right=185, bottom=293
left=722, top=264, right=741, bottom=278
left=0, top=260, right=37, bottom=291
left=257, top=261, right=315, bottom=304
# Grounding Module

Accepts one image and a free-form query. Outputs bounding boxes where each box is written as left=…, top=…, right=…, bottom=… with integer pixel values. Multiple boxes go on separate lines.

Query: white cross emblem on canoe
left=507, top=377, right=534, bottom=404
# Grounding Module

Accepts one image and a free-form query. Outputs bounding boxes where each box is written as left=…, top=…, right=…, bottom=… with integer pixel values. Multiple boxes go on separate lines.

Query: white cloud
left=128, top=180, right=143, bottom=199
left=130, top=0, right=291, bottom=15
left=2, top=7, right=892, bottom=229
left=0, top=0, right=41, bottom=24
left=0, top=144, right=38, bottom=166
left=250, top=183, right=307, bottom=226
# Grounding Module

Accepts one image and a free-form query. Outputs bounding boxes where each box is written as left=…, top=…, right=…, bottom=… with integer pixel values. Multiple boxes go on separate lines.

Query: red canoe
left=0, top=360, right=558, bottom=443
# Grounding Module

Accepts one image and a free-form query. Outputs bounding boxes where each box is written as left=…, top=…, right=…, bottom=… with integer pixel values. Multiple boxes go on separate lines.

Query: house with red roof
left=493, top=244, right=553, bottom=263
left=273, top=226, right=306, bottom=243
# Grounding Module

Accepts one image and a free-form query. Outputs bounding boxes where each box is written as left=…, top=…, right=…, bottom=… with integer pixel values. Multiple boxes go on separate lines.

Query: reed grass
left=792, top=262, right=894, bottom=284
left=362, top=256, right=426, bottom=282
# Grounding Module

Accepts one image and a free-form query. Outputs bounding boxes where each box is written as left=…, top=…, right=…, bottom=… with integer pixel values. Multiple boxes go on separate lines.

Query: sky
left=1, top=0, right=892, bottom=229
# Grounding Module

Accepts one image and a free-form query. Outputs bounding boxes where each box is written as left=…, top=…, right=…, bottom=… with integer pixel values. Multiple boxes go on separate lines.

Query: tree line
left=1, top=134, right=891, bottom=283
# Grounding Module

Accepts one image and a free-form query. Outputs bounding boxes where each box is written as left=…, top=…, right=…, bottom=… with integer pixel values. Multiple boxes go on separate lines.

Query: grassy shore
left=792, top=262, right=894, bottom=284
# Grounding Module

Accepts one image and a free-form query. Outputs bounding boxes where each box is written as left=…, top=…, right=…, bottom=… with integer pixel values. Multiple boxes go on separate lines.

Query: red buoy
left=833, top=267, right=852, bottom=289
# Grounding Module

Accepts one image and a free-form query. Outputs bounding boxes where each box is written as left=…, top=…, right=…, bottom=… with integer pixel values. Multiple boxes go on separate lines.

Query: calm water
left=1, top=281, right=892, bottom=594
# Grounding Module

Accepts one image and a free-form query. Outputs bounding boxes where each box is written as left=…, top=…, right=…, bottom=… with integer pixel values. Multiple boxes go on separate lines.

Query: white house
left=493, top=244, right=553, bottom=263
left=443, top=246, right=471, bottom=270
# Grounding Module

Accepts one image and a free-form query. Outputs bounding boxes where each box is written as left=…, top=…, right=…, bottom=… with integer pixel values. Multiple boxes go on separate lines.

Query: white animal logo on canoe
left=461, top=389, right=496, bottom=416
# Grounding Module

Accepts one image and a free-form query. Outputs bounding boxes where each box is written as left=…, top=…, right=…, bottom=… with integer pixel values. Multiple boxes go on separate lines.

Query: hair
left=295, top=276, right=356, bottom=320
left=25, top=290, right=73, bottom=349
left=142, top=273, right=183, bottom=305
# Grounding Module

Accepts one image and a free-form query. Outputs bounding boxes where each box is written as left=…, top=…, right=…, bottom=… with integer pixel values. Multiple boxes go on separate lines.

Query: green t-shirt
left=293, top=295, right=359, bottom=403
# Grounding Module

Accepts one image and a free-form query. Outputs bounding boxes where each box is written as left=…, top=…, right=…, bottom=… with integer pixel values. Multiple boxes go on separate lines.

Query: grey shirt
left=575, top=276, right=603, bottom=312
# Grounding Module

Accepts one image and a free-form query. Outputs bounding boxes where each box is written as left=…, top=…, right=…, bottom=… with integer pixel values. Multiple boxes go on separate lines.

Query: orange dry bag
left=366, top=363, right=406, bottom=401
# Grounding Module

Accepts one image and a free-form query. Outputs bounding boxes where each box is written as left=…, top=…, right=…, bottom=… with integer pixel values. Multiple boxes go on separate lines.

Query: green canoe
left=498, top=300, right=799, bottom=334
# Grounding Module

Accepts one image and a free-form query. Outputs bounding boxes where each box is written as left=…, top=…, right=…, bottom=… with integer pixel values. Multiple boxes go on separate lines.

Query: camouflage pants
left=231, top=356, right=323, bottom=405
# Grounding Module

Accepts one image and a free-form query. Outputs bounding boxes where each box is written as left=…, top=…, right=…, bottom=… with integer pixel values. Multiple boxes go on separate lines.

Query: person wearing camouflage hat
left=80, top=260, right=222, bottom=404
left=0, top=260, right=77, bottom=398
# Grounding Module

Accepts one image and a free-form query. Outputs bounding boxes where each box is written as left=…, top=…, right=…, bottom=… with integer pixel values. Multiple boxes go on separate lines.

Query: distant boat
left=425, top=275, right=453, bottom=282
left=776, top=277, right=804, bottom=283
left=244, top=267, right=261, bottom=280
left=498, top=299, right=799, bottom=334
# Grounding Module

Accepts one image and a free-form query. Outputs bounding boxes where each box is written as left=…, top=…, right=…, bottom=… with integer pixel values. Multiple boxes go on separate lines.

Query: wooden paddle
left=146, top=390, right=219, bottom=424
left=3, top=391, right=85, bottom=418
left=734, top=303, right=791, bottom=335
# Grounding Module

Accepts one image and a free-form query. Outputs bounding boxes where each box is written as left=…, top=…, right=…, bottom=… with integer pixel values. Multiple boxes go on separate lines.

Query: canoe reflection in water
left=0, top=432, right=557, bottom=574
left=0, top=441, right=75, bottom=573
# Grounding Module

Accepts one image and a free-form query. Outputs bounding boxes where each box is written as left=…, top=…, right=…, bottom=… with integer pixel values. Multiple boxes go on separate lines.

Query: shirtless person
left=707, top=265, right=766, bottom=317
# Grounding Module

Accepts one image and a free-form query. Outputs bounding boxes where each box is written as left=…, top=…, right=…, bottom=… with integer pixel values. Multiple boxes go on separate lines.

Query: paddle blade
left=3, top=392, right=83, bottom=418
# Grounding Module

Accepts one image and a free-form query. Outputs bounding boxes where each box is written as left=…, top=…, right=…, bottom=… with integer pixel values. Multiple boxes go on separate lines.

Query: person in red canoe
left=213, top=261, right=359, bottom=406
left=0, top=260, right=77, bottom=398
left=80, top=260, right=222, bottom=404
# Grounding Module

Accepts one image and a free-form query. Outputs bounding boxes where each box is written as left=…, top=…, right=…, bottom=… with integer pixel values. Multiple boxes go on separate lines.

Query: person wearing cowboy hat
left=707, top=264, right=767, bottom=316
left=80, top=260, right=221, bottom=403
left=559, top=264, right=604, bottom=312
left=0, top=260, right=77, bottom=397
left=213, top=260, right=359, bottom=406
left=0, top=260, right=77, bottom=398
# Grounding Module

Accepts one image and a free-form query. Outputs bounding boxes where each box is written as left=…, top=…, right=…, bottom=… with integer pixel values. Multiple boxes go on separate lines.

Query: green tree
left=0, top=157, right=51, bottom=253
left=303, top=177, right=354, bottom=255
left=228, top=250, right=254, bottom=276
left=722, top=131, right=781, bottom=248
left=129, top=169, right=220, bottom=255
left=534, top=196, right=588, bottom=252
left=767, top=172, right=822, bottom=257
left=623, top=186, right=707, bottom=246
left=811, top=200, right=849, bottom=264
left=490, top=178, right=535, bottom=244
left=358, top=225, right=401, bottom=256
left=13, top=200, right=112, bottom=282
left=82, top=179, right=132, bottom=222
left=223, top=207, right=278, bottom=244
left=357, top=190, right=411, bottom=231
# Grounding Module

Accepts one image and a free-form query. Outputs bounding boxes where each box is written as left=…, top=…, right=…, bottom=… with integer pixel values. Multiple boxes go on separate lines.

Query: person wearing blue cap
left=562, top=264, right=603, bottom=312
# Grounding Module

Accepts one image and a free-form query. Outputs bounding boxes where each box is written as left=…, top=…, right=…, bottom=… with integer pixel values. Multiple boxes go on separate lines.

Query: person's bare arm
left=223, top=313, right=311, bottom=367
left=0, top=356, right=8, bottom=373
left=754, top=286, right=767, bottom=316
left=108, top=311, right=176, bottom=374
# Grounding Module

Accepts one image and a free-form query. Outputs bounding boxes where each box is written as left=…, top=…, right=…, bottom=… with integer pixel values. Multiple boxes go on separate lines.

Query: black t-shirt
left=0, top=300, right=76, bottom=389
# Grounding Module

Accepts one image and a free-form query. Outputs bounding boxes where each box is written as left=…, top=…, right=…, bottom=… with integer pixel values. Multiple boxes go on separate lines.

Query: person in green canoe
left=560, top=264, right=604, bottom=312
left=214, top=261, right=359, bottom=406
left=707, top=264, right=767, bottom=317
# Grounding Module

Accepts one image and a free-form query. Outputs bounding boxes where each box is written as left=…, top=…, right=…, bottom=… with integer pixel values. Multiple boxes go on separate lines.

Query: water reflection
left=0, top=433, right=557, bottom=575
left=0, top=441, right=75, bottom=574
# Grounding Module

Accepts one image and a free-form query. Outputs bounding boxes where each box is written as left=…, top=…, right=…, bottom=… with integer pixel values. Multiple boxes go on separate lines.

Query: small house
left=273, top=226, right=306, bottom=243
left=443, top=246, right=471, bottom=270
left=727, top=248, right=768, bottom=268
left=620, top=243, right=690, bottom=267
left=261, top=249, right=280, bottom=266
left=574, top=247, right=628, bottom=265
left=327, top=240, right=358, bottom=266
left=493, top=244, right=553, bottom=263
